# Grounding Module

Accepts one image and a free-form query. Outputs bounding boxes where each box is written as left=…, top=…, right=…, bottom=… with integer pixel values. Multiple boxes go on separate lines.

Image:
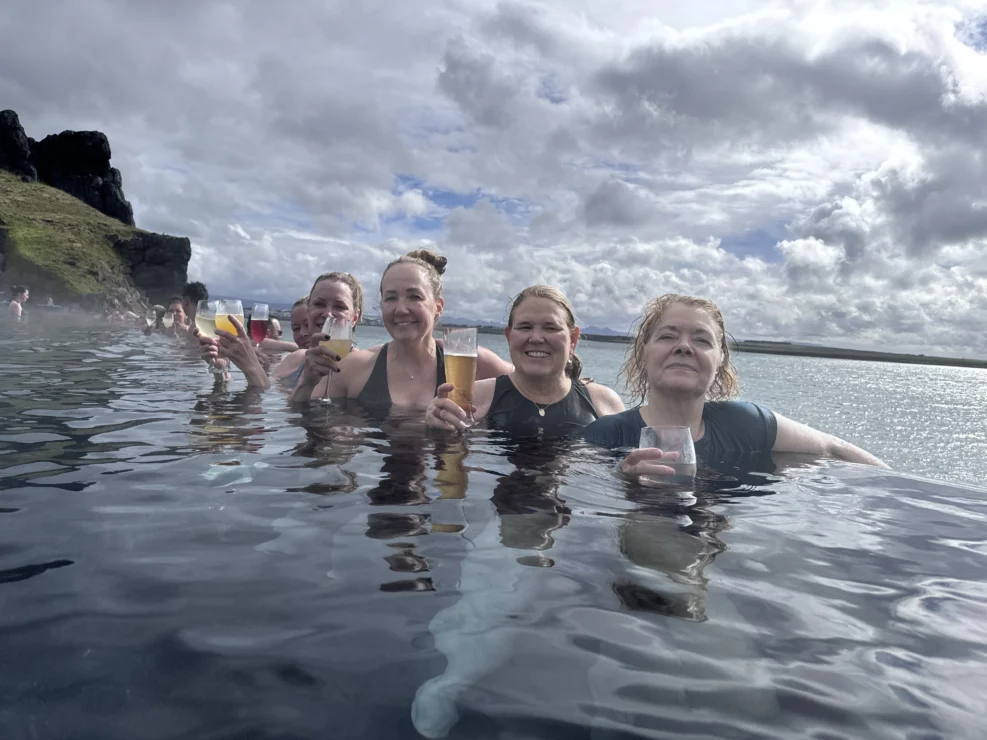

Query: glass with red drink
left=249, top=303, right=270, bottom=344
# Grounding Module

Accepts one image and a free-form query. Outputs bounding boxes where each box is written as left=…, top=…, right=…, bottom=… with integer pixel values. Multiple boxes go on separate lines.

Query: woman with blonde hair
left=427, top=284, right=624, bottom=434
left=584, top=293, right=886, bottom=475
left=202, top=271, right=365, bottom=390
left=290, top=249, right=511, bottom=412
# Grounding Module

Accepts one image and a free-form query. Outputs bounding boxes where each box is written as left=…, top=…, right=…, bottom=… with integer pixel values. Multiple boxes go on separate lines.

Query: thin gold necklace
left=395, top=345, right=433, bottom=381
left=516, top=378, right=570, bottom=416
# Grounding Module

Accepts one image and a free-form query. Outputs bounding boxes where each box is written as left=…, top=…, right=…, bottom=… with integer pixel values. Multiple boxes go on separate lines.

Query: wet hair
left=167, top=295, right=183, bottom=308
left=307, top=273, right=364, bottom=322
left=507, top=284, right=583, bottom=380
left=182, top=281, right=208, bottom=303
left=11, top=285, right=27, bottom=298
left=380, top=248, right=447, bottom=300
left=620, top=293, right=739, bottom=404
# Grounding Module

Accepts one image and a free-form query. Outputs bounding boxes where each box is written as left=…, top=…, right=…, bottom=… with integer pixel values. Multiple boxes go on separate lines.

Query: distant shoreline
left=296, top=316, right=987, bottom=370
left=477, top=324, right=987, bottom=370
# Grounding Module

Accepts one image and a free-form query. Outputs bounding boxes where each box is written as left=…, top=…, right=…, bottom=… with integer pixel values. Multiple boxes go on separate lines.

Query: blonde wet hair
left=620, top=293, right=739, bottom=403
left=307, top=272, right=364, bottom=322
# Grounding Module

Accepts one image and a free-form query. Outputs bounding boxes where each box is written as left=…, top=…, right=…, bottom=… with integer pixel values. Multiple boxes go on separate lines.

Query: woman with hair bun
left=584, top=293, right=886, bottom=476
left=426, top=284, right=624, bottom=435
left=290, top=248, right=512, bottom=412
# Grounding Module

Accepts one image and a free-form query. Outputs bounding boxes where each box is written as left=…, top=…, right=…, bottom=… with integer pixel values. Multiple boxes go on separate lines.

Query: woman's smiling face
left=505, top=296, right=578, bottom=380
left=380, top=263, right=443, bottom=340
left=307, top=279, right=358, bottom=337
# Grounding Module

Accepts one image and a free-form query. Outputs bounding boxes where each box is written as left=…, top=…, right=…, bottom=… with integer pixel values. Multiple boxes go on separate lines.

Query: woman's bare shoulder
left=584, top=381, right=625, bottom=415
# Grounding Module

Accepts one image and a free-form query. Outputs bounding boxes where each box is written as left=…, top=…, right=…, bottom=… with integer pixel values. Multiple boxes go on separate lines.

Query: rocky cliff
left=0, top=110, right=190, bottom=307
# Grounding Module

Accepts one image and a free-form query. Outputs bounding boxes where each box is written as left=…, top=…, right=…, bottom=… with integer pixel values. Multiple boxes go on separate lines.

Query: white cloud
left=2, top=0, right=987, bottom=357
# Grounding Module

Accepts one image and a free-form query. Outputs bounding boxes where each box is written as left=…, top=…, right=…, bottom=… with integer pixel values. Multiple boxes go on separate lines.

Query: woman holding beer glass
left=426, top=285, right=624, bottom=434
left=583, top=293, right=886, bottom=478
left=290, top=249, right=511, bottom=410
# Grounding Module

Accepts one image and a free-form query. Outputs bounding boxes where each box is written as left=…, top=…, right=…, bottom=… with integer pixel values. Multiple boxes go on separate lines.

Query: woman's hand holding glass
left=618, top=448, right=680, bottom=478
left=198, top=333, right=229, bottom=372
left=426, top=383, right=473, bottom=431
left=298, top=330, right=342, bottom=389
left=620, top=426, right=697, bottom=486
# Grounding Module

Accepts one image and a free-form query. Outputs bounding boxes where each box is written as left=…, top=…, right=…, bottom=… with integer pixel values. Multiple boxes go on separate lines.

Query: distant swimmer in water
left=426, top=284, right=624, bottom=436
left=583, top=293, right=887, bottom=476
left=290, top=249, right=513, bottom=411
left=7, top=285, right=28, bottom=320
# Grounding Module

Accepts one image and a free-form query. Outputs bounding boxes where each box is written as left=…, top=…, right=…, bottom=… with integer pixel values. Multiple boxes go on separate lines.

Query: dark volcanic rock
left=113, top=232, right=191, bottom=304
left=34, top=131, right=135, bottom=226
left=0, top=110, right=37, bottom=181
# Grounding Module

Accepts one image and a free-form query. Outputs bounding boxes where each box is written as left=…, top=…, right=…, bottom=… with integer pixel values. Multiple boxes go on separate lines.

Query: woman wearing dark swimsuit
left=426, top=284, right=624, bottom=435
left=290, top=248, right=511, bottom=412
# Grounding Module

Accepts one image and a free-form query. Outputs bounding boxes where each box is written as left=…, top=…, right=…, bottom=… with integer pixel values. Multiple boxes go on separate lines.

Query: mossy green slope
left=0, top=169, right=139, bottom=300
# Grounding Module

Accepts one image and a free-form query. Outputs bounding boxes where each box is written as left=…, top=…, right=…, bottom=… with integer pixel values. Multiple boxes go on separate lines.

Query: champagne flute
left=195, top=300, right=217, bottom=338
left=320, top=316, right=353, bottom=405
left=195, top=300, right=224, bottom=375
left=145, top=308, right=156, bottom=328
left=638, top=426, right=697, bottom=486
left=249, top=303, right=270, bottom=344
left=443, top=327, right=478, bottom=427
left=162, top=311, right=174, bottom=330
left=215, top=299, right=245, bottom=336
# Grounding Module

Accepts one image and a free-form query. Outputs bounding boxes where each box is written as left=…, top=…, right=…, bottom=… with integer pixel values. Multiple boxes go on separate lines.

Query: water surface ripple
left=1, top=321, right=985, bottom=740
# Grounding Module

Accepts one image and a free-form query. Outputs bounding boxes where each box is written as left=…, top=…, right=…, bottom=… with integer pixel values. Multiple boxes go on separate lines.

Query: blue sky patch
left=718, top=220, right=790, bottom=262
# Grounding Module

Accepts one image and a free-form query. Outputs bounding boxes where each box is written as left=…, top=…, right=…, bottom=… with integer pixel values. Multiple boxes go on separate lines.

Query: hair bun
left=406, top=248, right=448, bottom=276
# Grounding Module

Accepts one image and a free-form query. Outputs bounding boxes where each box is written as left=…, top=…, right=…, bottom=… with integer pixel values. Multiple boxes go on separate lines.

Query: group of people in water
left=182, top=247, right=886, bottom=476
left=9, top=248, right=889, bottom=475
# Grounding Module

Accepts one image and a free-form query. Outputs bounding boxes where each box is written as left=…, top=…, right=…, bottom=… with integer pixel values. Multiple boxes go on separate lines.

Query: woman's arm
left=260, top=338, right=299, bottom=354
left=476, top=346, right=513, bottom=379
left=585, top=382, right=625, bottom=417
left=773, top=413, right=888, bottom=468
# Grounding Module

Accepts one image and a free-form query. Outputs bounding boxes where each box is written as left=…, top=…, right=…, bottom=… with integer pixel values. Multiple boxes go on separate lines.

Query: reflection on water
left=2, top=320, right=987, bottom=740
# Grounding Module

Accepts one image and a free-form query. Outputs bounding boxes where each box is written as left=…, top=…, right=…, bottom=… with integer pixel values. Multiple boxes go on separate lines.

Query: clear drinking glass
left=215, top=299, right=245, bottom=336
left=320, top=316, right=354, bottom=405
left=162, top=311, right=174, bottom=329
left=249, top=303, right=270, bottom=344
left=638, top=426, right=697, bottom=485
left=195, top=300, right=224, bottom=376
left=195, top=300, right=217, bottom=338
left=443, top=327, right=478, bottom=427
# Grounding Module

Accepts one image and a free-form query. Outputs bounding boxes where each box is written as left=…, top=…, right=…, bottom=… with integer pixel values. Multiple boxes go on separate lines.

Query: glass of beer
left=249, top=303, right=270, bottom=344
left=145, top=308, right=156, bottom=328
left=638, top=426, right=697, bottom=486
left=215, top=299, right=245, bottom=336
left=162, top=311, right=174, bottom=330
left=320, top=316, right=353, bottom=405
left=443, top=326, right=478, bottom=427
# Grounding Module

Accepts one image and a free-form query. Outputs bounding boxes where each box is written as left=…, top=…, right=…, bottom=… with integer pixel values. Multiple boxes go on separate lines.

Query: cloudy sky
left=2, top=0, right=987, bottom=355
